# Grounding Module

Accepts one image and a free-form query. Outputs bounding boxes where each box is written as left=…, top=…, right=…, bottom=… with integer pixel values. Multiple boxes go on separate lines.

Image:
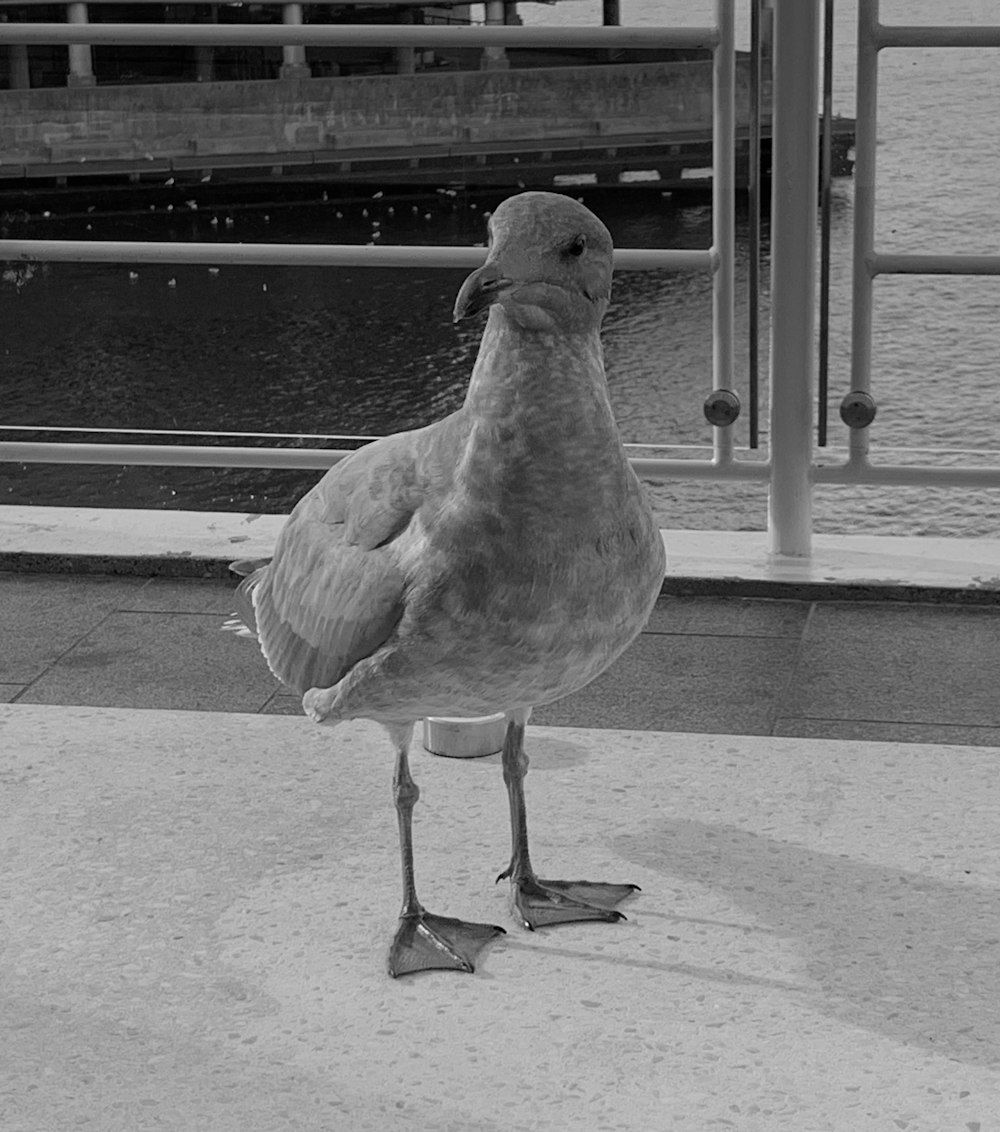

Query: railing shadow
left=615, top=818, right=1000, bottom=1068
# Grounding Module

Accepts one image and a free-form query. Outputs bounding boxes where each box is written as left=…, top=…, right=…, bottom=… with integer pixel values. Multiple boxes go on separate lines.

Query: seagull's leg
left=385, top=722, right=505, bottom=978
left=496, top=709, right=639, bottom=931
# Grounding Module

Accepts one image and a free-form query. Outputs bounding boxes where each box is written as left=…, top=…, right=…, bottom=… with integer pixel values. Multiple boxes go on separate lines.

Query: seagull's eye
left=566, top=234, right=587, bottom=258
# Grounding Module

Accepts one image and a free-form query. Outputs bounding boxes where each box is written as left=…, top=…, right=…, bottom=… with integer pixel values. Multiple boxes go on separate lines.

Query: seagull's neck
left=463, top=313, right=613, bottom=430
left=458, top=312, right=630, bottom=499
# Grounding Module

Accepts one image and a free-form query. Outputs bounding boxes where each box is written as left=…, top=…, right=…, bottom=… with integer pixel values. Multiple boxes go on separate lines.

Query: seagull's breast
left=374, top=473, right=664, bottom=715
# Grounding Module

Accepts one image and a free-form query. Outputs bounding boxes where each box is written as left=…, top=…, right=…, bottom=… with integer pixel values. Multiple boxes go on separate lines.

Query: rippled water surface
left=3, top=0, right=999, bottom=535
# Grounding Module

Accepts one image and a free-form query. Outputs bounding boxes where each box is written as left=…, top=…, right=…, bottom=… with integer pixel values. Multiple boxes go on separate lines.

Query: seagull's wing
left=240, top=422, right=455, bottom=695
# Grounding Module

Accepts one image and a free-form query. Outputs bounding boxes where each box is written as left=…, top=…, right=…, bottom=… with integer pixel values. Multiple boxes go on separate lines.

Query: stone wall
left=0, top=58, right=759, bottom=166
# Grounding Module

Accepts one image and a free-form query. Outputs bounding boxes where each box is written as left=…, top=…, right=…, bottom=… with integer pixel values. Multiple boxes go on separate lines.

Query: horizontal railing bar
left=9, top=426, right=1000, bottom=465
left=876, top=24, right=1000, bottom=50
left=821, top=443, right=1000, bottom=459
left=0, top=425, right=752, bottom=455
left=0, top=441, right=354, bottom=471
left=815, top=461, right=1000, bottom=488
left=0, top=240, right=714, bottom=273
left=0, top=424, right=379, bottom=442
left=871, top=252, right=1000, bottom=276
left=631, top=459, right=769, bottom=481
left=7, top=439, right=1000, bottom=489
left=0, top=23, right=719, bottom=49
left=0, top=0, right=469, bottom=5
left=0, top=440, right=768, bottom=480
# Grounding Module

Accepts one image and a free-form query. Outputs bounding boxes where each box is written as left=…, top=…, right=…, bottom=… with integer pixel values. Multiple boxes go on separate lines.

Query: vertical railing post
left=65, top=2, right=94, bottom=87
left=279, top=3, right=311, bottom=79
left=481, top=0, right=510, bottom=69
left=849, top=0, right=880, bottom=467
left=712, top=0, right=736, bottom=465
left=767, top=0, right=820, bottom=557
left=747, top=0, right=763, bottom=449
left=194, top=3, right=217, bottom=83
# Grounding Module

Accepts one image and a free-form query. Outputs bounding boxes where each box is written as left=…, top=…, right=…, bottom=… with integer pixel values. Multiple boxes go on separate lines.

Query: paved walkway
left=5, top=570, right=1000, bottom=746
left=3, top=565, right=1000, bottom=1130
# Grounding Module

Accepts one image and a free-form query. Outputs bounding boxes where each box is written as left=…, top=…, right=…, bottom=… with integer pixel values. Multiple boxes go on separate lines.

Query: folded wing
left=240, top=423, right=453, bottom=695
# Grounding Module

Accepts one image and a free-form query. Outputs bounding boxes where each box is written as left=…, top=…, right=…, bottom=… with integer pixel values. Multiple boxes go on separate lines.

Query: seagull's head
left=453, top=191, right=614, bottom=333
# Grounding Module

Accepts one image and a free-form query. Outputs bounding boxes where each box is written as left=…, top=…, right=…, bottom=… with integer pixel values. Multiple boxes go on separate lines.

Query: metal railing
left=845, top=0, right=1000, bottom=501
left=0, top=12, right=741, bottom=477
left=3, top=1, right=1000, bottom=559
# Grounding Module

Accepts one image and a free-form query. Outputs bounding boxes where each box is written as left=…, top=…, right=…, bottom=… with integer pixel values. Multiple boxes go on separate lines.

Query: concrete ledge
left=3, top=505, right=1000, bottom=601
left=0, top=505, right=282, bottom=579
left=3, top=704, right=998, bottom=1129
left=661, top=528, right=1000, bottom=603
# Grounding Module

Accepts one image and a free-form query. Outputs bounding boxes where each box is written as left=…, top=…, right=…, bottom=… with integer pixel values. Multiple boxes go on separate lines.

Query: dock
left=0, top=61, right=853, bottom=195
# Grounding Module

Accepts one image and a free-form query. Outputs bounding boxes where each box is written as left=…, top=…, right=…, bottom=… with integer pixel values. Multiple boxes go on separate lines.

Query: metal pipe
left=0, top=440, right=773, bottom=481
left=747, top=0, right=762, bottom=450
left=0, top=240, right=713, bottom=273
left=766, top=0, right=821, bottom=558
left=280, top=3, right=309, bottom=78
left=814, top=460, right=1000, bottom=488
left=11, top=0, right=585, bottom=4
left=711, top=0, right=736, bottom=465
left=8, top=437, right=1000, bottom=491
left=630, top=458, right=768, bottom=481
left=877, top=24, right=1000, bottom=50
left=0, top=441, right=355, bottom=470
left=0, top=424, right=380, bottom=441
left=0, top=23, right=720, bottom=48
left=65, top=2, right=94, bottom=87
left=849, top=0, right=879, bottom=462
left=0, top=0, right=486, bottom=4
left=871, top=252, right=1000, bottom=276
left=817, top=0, right=834, bottom=447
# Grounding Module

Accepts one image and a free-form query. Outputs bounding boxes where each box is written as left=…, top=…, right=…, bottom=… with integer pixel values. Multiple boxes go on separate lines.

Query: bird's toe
left=302, top=687, right=335, bottom=723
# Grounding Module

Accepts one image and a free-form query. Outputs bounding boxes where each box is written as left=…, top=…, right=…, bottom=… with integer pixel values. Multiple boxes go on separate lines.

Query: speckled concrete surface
left=3, top=704, right=998, bottom=1131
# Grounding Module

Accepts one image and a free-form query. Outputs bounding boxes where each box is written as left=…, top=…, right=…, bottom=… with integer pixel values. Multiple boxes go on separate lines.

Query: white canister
left=422, top=714, right=507, bottom=758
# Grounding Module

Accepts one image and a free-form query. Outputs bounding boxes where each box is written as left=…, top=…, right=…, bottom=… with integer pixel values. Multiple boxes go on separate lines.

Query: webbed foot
left=388, top=910, right=506, bottom=977
left=498, top=870, right=640, bottom=930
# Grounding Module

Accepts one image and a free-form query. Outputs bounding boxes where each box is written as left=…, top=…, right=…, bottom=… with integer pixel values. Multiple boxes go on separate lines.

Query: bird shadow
left=461, top=735, right=591, bottom=774
left=502, top=937, right=810, bottom=996
left=615, top=819, right=1000, bottom=1068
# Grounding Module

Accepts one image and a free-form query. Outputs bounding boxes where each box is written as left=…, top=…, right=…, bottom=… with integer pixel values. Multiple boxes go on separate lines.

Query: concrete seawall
left=1, top=59, right=761, bottom=168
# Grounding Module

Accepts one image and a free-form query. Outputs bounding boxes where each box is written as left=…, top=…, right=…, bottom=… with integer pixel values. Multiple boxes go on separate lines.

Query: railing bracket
left=703, top=389, right=741, bottom=428
left=839, top=391, right=877, bottom=430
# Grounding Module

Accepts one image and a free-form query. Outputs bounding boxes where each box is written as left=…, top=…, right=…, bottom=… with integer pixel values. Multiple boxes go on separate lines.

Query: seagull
left=229, top=191, right=665, bottom=977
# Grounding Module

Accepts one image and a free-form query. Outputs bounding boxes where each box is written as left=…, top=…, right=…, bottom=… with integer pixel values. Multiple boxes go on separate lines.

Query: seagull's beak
left=453, top=262, right=513, bottom=323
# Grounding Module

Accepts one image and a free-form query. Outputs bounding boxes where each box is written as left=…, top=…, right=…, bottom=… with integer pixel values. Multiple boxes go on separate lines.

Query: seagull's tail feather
left=229, top=557, right=271, bottom=578
left=222, top=559, right=271, bottom=641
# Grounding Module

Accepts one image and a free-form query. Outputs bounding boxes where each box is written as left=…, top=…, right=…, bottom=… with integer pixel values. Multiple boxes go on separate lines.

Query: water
left=2, top=0, right=999, bottom=535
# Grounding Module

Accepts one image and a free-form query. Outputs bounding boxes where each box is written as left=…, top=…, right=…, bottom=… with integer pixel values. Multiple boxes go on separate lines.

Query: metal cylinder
left=423, top=715, right=507, bottom=759
left=849, top=0, right=880, bottom=463
left=712, top=0, right=736, bottom=465
left=66, top=2, right=94, bottom=86
left=767, top=0, right=821, bottom=557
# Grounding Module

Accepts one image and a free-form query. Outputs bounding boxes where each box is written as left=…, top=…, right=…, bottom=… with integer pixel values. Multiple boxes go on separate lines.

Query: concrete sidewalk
left=3, top=705, right=998, bottom=1131
left=6, top=571, right=1000, bottom=746
left=4, top=508, right=1000, bottom=1129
